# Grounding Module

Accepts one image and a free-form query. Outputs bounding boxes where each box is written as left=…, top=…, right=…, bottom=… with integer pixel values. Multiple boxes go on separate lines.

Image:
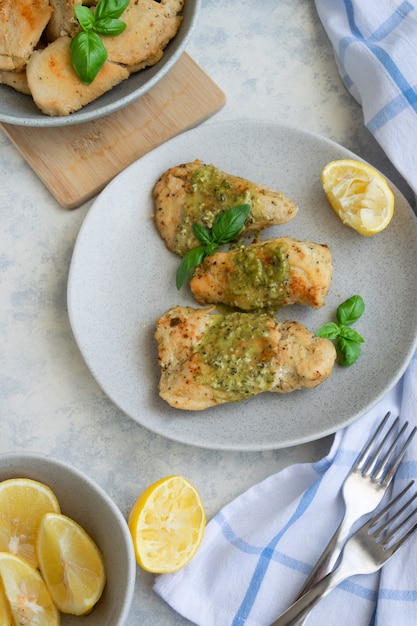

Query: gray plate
left=0, top=1, right=200, bottom=127
left=67, top=119, right=417, bottom=450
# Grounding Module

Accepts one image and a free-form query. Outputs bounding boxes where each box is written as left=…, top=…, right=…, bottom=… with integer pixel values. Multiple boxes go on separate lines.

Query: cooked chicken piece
left=104, top=0, right=184, bottom=73
left=155, top=306, right=336, bottom=410
left=153, top=160, right=298, bottom=256
left=190, top=237, right=332, bottom=310
left=0, top=0, right=53, bottom=71
left=26, top=36, right=129, bottom=116
left=0, top=70, right=30, bottom=94
left=44, top=0, right=82, bottom=43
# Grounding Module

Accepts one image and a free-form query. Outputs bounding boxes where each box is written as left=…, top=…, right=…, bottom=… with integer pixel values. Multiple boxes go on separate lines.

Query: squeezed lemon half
left=128, top=475, right=206, bottom=574
left=321, top=159, right=394, bottom=235
left=0, top=478, right=61, bottom=568
left=37, top=512, right=106, bottom=616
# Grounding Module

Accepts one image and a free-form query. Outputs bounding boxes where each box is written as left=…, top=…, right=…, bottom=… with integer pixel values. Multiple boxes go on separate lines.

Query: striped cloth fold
left=154, top=352, right=417, bottom=625
left=314, top=0, right=417, bottom=199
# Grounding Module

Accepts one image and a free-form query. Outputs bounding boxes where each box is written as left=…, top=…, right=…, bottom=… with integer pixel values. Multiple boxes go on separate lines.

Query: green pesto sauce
left=173, top=164, right=252, bottom=255
left=225, top=245, right=290, bottom=308
left=196, top=312, right=276, bottom=400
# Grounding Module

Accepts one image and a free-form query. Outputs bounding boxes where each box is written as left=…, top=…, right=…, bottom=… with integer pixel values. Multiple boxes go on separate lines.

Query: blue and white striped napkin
left=154, top=351, right=417, bottom=626
left=314, top=0, right=417, bottom=198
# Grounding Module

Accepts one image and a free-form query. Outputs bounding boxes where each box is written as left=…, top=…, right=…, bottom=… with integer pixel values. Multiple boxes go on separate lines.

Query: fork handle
left=295, top=519, right=344, bottom=598
left=269, top=567, right=345, bottom=626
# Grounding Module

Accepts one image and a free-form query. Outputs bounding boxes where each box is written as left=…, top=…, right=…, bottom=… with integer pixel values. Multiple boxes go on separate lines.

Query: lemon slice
left=0, top=579, right=11, bottom=625
left=0, top=478, right=61, bottom=568
left=128, top=475, right=206, bottom=574
left=321, top=159, right=394, bottom=235
left=0, top=552, right=59, bottom=626
left=36, top=513, right=106, bottom=615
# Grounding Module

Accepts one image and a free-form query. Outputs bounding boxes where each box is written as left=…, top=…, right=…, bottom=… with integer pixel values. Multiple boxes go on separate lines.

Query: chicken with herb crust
left=103, top=0, right=184, bottom=73
left=0, top=0, right=53, bottom=71
left=155, top=305, right=336, bottom=411
left=26, top=36, right=130, bottom=117
left=153, top=160, right=298, bottom=256
left=0, top=0, right=186, bottom=115
left=190, top=237, right=332, bottom=310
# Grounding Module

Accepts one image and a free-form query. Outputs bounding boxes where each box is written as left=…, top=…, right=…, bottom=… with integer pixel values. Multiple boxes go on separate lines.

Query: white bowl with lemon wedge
left=0, top=452, right=136, bottom=626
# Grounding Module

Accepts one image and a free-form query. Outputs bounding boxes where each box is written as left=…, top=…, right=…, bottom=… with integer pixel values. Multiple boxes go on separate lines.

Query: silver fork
left=271, top=481, right=417, bottom=626
left=296, top=412, right=416, bottom=599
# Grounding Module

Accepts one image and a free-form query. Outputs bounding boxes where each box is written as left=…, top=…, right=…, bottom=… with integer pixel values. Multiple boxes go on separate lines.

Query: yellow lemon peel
left=128, top=475, right=206, bottom=574
left=321, top=159, right=394, bottom=236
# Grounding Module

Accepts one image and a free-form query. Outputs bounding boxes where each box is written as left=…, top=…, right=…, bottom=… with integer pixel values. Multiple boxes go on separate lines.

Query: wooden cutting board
left=0, top=53, right=226, bottom=209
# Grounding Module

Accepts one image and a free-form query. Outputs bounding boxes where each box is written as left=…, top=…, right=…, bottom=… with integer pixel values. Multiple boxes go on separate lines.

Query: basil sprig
left=316, top=295, right=365, bottom=366
left=176, top=204, right=251, bottom=290
left=71, top=0, right=129, bottom=85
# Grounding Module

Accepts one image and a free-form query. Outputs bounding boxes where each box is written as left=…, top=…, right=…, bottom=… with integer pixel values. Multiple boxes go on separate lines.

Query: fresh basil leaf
left=336, top=295, right=365, bottom=326
left=339, top=325, right=364, bottom=343
left=192, top=223, right=212, bottom=245
left=94, top=17, right=127, bottom=36
left=176, top=204, right=251, bottom=289
left=74, top=5, right=95, bottom=30
left=71, top=31, right=107, bottom=85
left=204, top=241, right=218, bottom=256
left=72, top=0, right=128, bottom=85
left=336, top=337, right=362, bottom=366
left=316, top=295, right=365, bottom=367
left=94, top=0, right=129, bottom=21
left=316, top=322, right=341, bottom=340
left=176, top=246, right=207, bottom=290
left=211, top=204, right=251, bottom=245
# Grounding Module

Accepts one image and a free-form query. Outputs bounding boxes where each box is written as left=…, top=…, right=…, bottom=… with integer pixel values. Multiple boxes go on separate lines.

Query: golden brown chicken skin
left=190, top=237, right=332, bottom=311
left=26, top=36, right=129, bottom=117
left=155, top=306, right=336, bottom=410
left=103, top=0, right=184, bottom=73
left=0, top=0, right=53, bottom=71
left=153, top=160, right=297, bottom=256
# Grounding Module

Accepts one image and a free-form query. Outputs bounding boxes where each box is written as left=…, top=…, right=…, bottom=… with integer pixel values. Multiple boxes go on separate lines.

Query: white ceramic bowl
left=0, top=0, right=201, bottom=127
left=0, top=452, right=136, bottom=625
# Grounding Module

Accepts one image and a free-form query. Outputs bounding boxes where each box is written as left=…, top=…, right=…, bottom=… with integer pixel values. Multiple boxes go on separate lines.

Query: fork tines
left=366, top=480, right=417, bottom=557
left=356, top=411, right=417, bottom=486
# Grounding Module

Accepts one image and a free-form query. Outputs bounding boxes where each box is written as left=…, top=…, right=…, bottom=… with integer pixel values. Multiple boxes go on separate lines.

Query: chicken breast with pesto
left=153, top=160, right=297, bottom=257
left=155, top=306, right=336, bottom=411
left=190, top=237, right=332, bottom=310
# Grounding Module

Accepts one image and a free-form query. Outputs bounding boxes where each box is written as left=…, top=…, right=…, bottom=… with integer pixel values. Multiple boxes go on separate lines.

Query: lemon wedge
left=321, top=159, right=394, bottom=235
left=0, top=478, right=61, bottom=568
left=0, top=578, right=11, bottom=625
left=0, top=552, right=59, bottom=626
left=36, top=512, right=106, bottom=615
left=128, top=475, right=206, bottom=574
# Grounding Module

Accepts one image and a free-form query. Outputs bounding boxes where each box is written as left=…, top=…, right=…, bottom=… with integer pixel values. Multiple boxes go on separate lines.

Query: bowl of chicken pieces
left=0, top=0, right=200, bottom=126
